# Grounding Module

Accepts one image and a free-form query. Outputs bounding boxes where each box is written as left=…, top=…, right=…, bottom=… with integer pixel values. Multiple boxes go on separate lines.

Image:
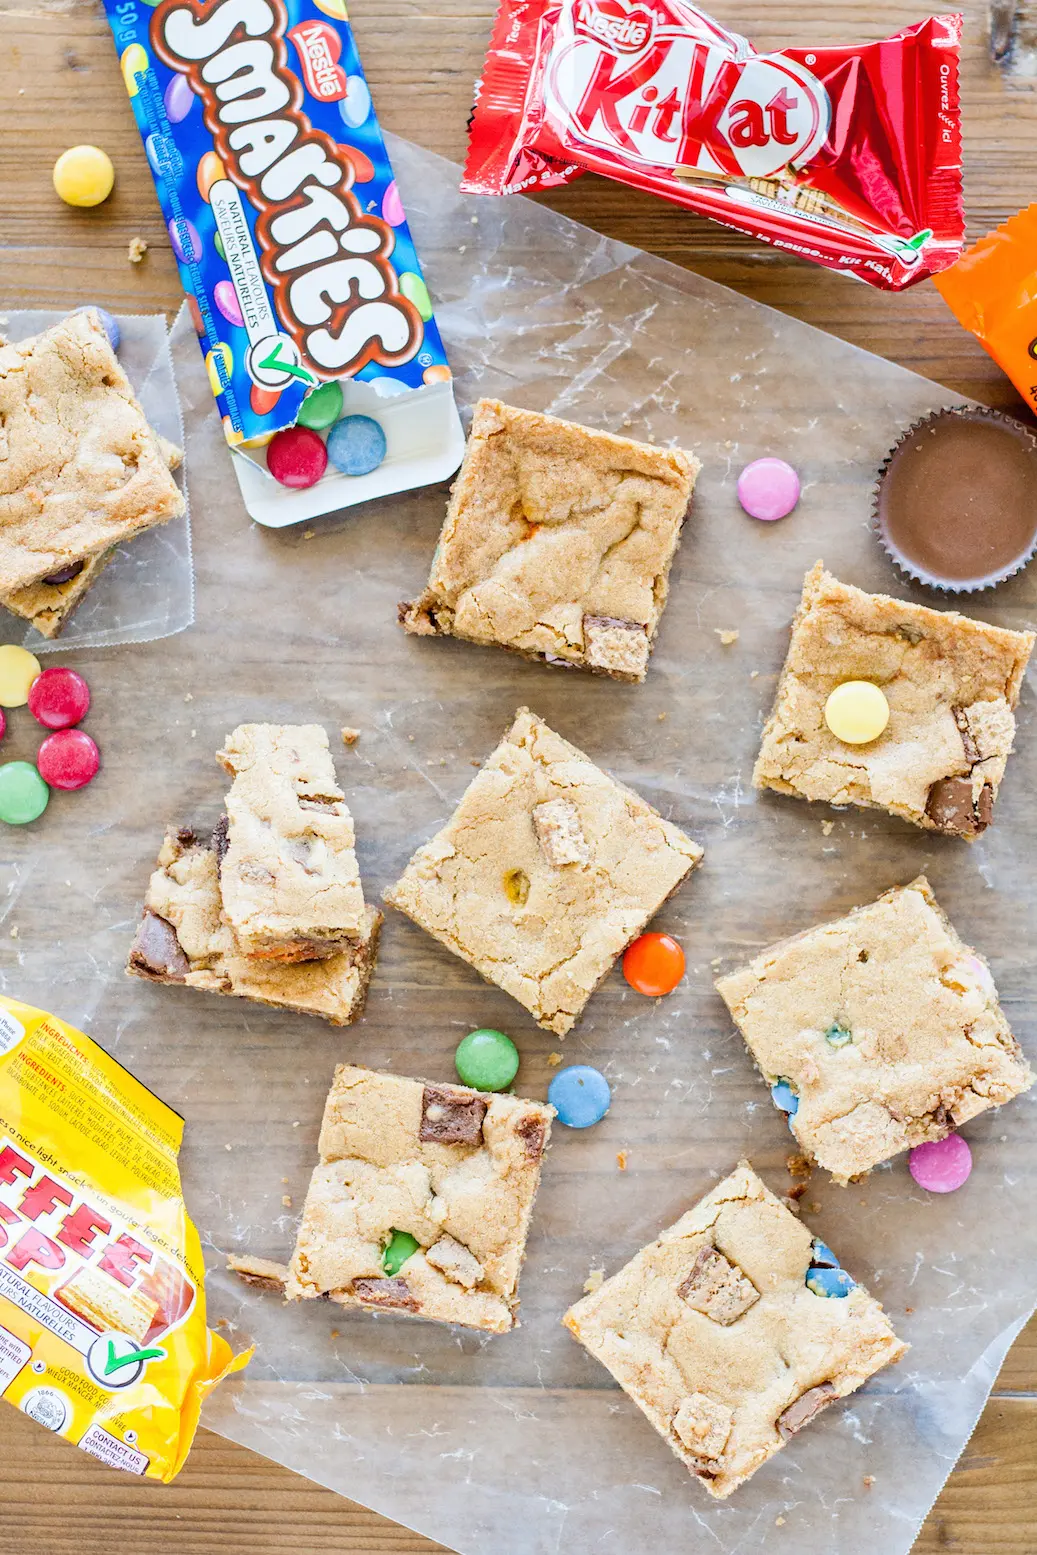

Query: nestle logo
left=574, top=0, right=653, bottom=53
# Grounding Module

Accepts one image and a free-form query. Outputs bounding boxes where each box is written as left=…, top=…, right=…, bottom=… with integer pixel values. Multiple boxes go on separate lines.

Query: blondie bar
left=285, top=1064, right=553, bottom=1333
left=754, top=563, right=1035, bottom=837
left=563, top=1163, right=906, bottom=1497
left=127, top=827, right=381, bottom=1026
left=0, top=312, right=185, bottom=591
left=715, top=877, right=1033, bottom=1181
left=216, top=723, right=367, bottom=962
left=399, top=400, right=700, bottom=682
left=384, top=708, right=702, bottom=1035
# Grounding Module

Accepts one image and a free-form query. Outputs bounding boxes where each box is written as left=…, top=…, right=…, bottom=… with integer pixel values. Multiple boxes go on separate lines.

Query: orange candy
left=622, top=932, right=685, bottom=997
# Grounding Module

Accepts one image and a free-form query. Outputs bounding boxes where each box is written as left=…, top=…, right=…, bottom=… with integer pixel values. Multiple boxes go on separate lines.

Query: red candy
left=0, top=708, right=5, bottom=744
left=27, top=666, right=91, bottom=730
left=623, top=932, right=686, bottom=997
left=266, top=426, right=328, bottom=489
left=36, top=729, right=100, bottom=791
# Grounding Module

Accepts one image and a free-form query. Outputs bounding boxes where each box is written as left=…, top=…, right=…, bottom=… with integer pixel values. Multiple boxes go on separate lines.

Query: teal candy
left=825, top=1022, right=853, bottom=1047
left=381, top=1230, right=420, bottom=1276
left=455, top=1028, right=519, bottom=1092
left=0, top=762, right=49, bottom=825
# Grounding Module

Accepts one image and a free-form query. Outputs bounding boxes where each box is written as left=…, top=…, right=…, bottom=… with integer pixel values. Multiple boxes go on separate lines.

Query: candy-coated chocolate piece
left=267, top=426, right=328, bottom=489
left=76, top=305, right=120, bottom=352
left=770, top=1079, right=798, bottom=1115
left=454, top=1028, right=519, bottom=1092
left=120, top=44, right=149, bottom=97
left=197, top=150, right=225, bottom=202
left=548, top=1065, right=611, bottom=1129
left=381, top=179, right=405, bottom=227
left=0, top=709, right=4, bottom=743
left=423, top=364, right=452, bottom=385
left=213, top=230, right=226, bottom=261
left=296, top=380, right=344, bottom=432
left=806, top=1266, right=855, bottom=1298
left=824, top=680, right=890, bottom=745
left=339, top=74, right=371, bottom=128
left=810, top=1240, right=840, bottom=1269
left=251, top=383, right=281, bottom=416
left=206, top=343, right=233, bottom=396
left=909, top=1132, right=973, bottom=1193
left=327, top=415, right=386, bottom=476
left=0, top=762, right=49, bottom=825
left=169, top=215, right=202, bottom=264
left=622, top=931, right=685, bottom=997
left=399, top=270, right=433, bottom=322
left=27, top=667, right=91, bottom=730
left=737, top=457, right=801, bottom=522
left=36, top=729, right=100, bottom=791
left=381, top=1229, right=420, bottom=1276
left=347, top=146, right=375, bottom=183
left=0, top=646, right=42, bottom=708
left=187, top=294, right=205, bottom=337
left=164, top=72, right=195, bottom=124
left=213, top=280, right=244, bottom=329
left=825, top=1022, right=853, bottom=1048
left=53, top=145, right=115, bottom=208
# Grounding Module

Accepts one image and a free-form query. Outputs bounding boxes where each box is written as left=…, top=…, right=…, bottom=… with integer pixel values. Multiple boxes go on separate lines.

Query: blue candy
left=825, top=1022, right=853, bottom=1048
left=77, top=305, right=120, bottom=352
left=548, top=1065, right=611, bottom=1129
left=770, top=1079, right=799, bottom=1116
left=809, top=1239, right=840, bottom=1269
left=326, top=414, right=387, bottom=476
left=806, top=1266, right=856, bottom=1299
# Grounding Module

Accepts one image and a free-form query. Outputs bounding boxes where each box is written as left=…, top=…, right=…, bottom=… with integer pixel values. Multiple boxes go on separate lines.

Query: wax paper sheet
left=3, top=137, right=1036, bottom=1555
left=0, top=310, right=192, bottom=653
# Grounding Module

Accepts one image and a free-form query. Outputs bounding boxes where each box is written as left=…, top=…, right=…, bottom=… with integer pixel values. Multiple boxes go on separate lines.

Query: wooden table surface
left=1, top=1, right=1035, bottom=1550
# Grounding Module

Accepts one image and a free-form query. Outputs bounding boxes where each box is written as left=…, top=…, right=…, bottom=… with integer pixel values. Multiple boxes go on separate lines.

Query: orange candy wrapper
left=935, top=205, right=1037, bottom=412
left=0, top=997, right=249, bottom=1480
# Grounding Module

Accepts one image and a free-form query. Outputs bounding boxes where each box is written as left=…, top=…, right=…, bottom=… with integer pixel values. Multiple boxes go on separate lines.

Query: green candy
left=399, top=270, right=433, bottom=322
left=296, top=380, right=343, bottom=431
left=214, top=230, right=226, bottom=261
left=382, top=1229, right=420, bottom=1276
left=455, top=1028, right=519, bottom=1092
left=0, top=762, right=49, bottom=826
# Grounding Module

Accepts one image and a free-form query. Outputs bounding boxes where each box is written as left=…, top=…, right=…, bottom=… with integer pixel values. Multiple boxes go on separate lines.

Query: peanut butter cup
left=875, top=406, right=1037, bottom=591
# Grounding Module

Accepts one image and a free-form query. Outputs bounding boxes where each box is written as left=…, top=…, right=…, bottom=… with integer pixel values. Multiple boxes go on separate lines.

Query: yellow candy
left=197, top=151, right=225, bottom=202
left=824, top=680, right=890, bottom=745
left=207, top=344, right=234, bottom=397
left=0, top=646, right=41, bottom=709
left=120, top=43, right=149, bottom=97
left=52, top=145, right=115, bottom=209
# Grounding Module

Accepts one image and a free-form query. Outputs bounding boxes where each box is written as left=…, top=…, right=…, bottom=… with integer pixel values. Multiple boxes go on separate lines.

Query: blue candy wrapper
left=103, top=0, right=464, bottom=524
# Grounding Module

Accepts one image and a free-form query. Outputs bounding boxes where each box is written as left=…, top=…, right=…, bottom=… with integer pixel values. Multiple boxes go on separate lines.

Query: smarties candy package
left=103, top=0, right=464, bottom=526
left=0, top=998, right=247, bottom=1479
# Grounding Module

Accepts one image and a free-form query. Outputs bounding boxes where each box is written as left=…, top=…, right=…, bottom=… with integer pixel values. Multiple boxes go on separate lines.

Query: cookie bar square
left=285, top=1064, right=554, bottom=1333
left=754, top=563, right=1035, bottom=837
left=216, top=723, right=367, bottom=962
left=127, top=827, right=381, bottom=1026
left=563, top=1163, right=906, bottom=1497
left=399, top=399, right=700, bottom=682
left=384, top=707, right=702, bottom=1035
left=0, top=311, right=185, bottom=591
left=0, top=550, right=112, bottom=638
left=715, top=877, right=1033, bottom=1182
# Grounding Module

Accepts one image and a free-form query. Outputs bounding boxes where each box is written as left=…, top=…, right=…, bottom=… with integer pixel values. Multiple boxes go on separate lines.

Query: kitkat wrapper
left=0, top=997, right=248, bottom=1480
left=935, top=205, right=1037, bottom=413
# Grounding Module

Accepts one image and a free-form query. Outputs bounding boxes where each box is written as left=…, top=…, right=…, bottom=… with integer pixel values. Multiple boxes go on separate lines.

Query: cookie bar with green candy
left=127, top=826, right=381, bottom=1026
left=399, top=399, right=700, bottom=682
left=216, top=722, right=367, bottom=963
left=384, top=707, right=702, bottom=1036
left=715, top=877, right=1033, bottom=1182
left=563, top=1163, right=906, bottom=1497
left=277, top=1064, right=553, bottom=1333
left=754, top=562, right=1035, bottom=838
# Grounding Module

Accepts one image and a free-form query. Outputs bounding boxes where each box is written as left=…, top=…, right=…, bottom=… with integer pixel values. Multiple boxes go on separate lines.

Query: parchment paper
left=0, top=310, right=192, bottom=652
left=3, top=138, right=1035, bottom=1555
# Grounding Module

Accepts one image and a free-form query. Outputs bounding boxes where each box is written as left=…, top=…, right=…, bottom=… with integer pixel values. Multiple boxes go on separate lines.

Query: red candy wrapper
left=463, top=3, right=964, bottom=290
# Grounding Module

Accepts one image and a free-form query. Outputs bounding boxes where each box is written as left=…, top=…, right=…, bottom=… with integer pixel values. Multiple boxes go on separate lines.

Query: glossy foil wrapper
left=463, top=2, right=965, bottom=290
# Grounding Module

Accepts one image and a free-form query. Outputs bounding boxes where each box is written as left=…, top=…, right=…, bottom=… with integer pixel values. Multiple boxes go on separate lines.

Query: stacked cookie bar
left=0, top=311, right=186, bottom=636
left=128, top=723, right=381, bottom=1025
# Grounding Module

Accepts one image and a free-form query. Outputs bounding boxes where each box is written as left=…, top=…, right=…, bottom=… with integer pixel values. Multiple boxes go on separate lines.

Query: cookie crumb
left=184, top=692, right=193, bottom=703
left=821, top=820, right=834, bottom=836
left=786, top=1153, right=812, bottom=1179
left=905, top=1306, right=914, bottom=1315
left=616, top=1150, right=628, bottom=1170
left=224, top=1143, right=232, bottom=1151
left=863, top=1475, right=875, bottom=1488
left=714, top=628, right=739, bottom=646
left=281, top=1195, right=292, bottom=1208
left=750, top=669, right=760, bottom=679
left=9, top=927, right=17, bottom=939
left=302, top=529, right=315, bottom=541
left=775, top=1516, right=786, bottom=1527
left=128, top=235, right=148, bottom=263
left=292, top=1120, right=300, bottom=1128
left=330, top=1329, right=340, bottom=1339
left=547, top=1052, right=563, bottom=1067
left=341, top=726, right=361, bottom=746
left=583, top=1267, right=604, bottom=1294
left=657, top=711, right=667, bottom=722
left=810, top=1202, right=822, bottom=1213
left=786, top=1182, right=807, bottom=1201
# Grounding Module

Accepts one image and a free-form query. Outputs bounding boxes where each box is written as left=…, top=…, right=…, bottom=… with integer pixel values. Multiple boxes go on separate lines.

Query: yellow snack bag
left=0, top=996, right=249, bottom=1479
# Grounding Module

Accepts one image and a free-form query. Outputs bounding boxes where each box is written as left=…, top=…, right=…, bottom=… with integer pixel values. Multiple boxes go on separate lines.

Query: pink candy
left=37, top=729, right=100, bottom=791
left=27, top=666, right=91, bottom=730
left=267, top=425, right=328, bottom=489
left=909, top=1133, right=973, bottom=1193
left=737, top=457, right=801, bottom=522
